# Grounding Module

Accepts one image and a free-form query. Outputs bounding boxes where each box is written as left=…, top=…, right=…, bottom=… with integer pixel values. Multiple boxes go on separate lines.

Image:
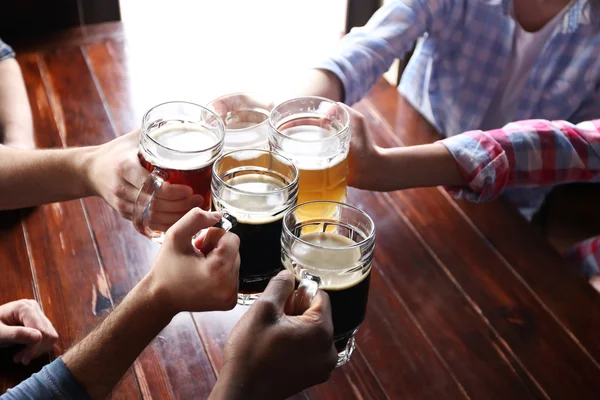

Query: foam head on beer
left=143, top=123, right=221, bottom=170
left=212, top=149, right=299, bottom=300
left=289, top=232, right=365, bottom=288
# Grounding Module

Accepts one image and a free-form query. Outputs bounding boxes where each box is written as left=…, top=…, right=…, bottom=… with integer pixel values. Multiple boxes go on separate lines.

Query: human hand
left=343, top=106, right=387, bottom=191
left=0, top=299, right=59, bottom=365
left=212, top=270, right=337, bottom=400
left=144, top=208, right=241, bottom=316
left=208, top=93, right=274, bottom=122
left=85, top=130, right=204, bottom=231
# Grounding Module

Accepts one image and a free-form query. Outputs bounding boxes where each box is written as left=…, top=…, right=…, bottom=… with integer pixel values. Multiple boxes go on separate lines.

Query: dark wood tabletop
left=1, top=22, right=600, bottom=399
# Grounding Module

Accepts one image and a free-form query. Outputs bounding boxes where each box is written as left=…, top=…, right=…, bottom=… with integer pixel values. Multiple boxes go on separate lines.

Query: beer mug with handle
left=281, top=201, right=376, bottom=367
left=134, top=101, right=225, bottom=242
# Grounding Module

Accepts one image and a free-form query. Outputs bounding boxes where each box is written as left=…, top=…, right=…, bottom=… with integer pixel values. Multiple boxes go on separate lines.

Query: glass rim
left=142, top=101, right=225, bottom=155
left=283, top=201, right=376, bottom=250
left=268, top=96, right=350, bottom=143
left=213, top=149, right=299, bottom=196
left=206, top=92, right=274, bottom=132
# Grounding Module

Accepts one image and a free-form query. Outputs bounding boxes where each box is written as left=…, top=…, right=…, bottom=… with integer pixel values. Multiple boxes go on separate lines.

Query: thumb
left=0, top=325, right=42, bottom=346
left=166, top=208, right=221, bottom=250
left=256, top=270, right=295, bottom=314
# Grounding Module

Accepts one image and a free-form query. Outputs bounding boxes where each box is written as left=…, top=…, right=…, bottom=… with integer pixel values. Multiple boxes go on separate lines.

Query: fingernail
left=210, top=211, right=222, bottom=219
left=277, top=269, right=291, bottom=277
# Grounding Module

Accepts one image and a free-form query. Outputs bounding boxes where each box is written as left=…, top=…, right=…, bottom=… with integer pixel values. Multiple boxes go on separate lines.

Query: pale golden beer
left=269, top=98, right=350, bottom=220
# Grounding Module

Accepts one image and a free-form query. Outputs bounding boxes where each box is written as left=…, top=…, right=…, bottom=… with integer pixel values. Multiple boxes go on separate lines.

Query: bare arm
left=0, top=58, right=34, bottom=149
left=62, top=277, right=170, bottom=400
left=0, top=145, right=94, bottom=210
left=292, top=69, right=344, bottom=102
left=0, top=131, right=198, bottom=231
left=366, top=144, right=465, bottom=191
left=345, top=106, right=464, bottom=191
left=63, top=210, right=237, bottom=399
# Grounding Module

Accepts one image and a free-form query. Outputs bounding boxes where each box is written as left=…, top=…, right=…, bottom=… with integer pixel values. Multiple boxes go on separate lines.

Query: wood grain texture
left=362, top=79, right=600, bottom=365
left=16, top=51, right=143, bottom=400
left=0, top=210, right=45, bottom=393
left=357, top=86, right=600, bottom=397
left=349, top=189, right=540, bottom=399
left=3, top=22, right=600, bottom=400
left=38, top=45, right=217, bottom=398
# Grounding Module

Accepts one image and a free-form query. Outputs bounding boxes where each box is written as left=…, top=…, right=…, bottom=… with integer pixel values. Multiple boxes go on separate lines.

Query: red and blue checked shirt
left=441, top=118, right=600, bottom=278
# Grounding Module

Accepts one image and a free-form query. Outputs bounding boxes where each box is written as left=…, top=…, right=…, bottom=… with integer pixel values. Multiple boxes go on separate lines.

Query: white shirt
left=480, top=5, right=570, bottom=130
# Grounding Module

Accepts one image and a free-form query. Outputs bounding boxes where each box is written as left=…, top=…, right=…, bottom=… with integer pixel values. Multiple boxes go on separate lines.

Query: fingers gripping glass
left=134, top=101, right=225, bottom=243
left=281, top=201, right=376, bottom=367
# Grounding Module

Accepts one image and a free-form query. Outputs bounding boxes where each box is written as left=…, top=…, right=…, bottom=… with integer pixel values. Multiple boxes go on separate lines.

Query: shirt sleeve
left=439, top=119, right=600, bottom=202
left=314, top=0, right=456, bottom=105
left=0, top=357, right=90, bottom=400
left=0, top=38, right=15, bottom=62
left=566, top=236, right=600, bottom=279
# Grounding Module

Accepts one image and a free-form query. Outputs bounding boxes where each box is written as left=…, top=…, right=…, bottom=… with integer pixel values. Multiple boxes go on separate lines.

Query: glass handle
left=212, top=212, right=237, bottom=232
left=192, top=212, right=238, bottom=243
left=293, top=270, right=321, bottom=315
left=133, top=169, right=167, bottom=239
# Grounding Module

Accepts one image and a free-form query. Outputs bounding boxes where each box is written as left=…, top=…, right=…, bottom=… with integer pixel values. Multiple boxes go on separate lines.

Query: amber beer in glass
left=281, top=201, right=375, bottom=367
left=134, top=101, right=225, bottom=242
left=269, top=97, right=350, bottom=220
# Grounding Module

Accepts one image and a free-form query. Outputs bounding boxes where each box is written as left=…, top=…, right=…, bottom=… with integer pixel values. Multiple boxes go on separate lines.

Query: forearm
left=0, top=145, right=95, bottom=210
left=0, top=58, right=34, bottom=148
left=209, top=368, right=245, bottom=400
left=314, top=0, right=449, bottom=105
left=292, top=69, right=344, bottom=102
left=63, top=276, right=172, bottom=400
left=370, top=143, right=464, bottom=191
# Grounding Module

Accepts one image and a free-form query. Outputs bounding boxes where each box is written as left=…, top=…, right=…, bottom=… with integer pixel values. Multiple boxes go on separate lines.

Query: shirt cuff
left=314, top=58, right=353, bottom=104
left=0, top=42, right=15, bottom=61
left=566, top=236, right=600, bottom=279
left=439, top=130, right=509, bottom=202
left=42, top=357, right=90, bottom=399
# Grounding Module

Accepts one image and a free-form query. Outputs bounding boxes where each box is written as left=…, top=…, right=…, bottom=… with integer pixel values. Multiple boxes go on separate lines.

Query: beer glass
left=207, top=92, right=274, bottom=151
left=281, top=201, right=376, bottom=367
left=212, top=149, right=299, bottom=305
left=134, top=101, right=225, bottom=242
left=269, top=97, right=350, bottom=220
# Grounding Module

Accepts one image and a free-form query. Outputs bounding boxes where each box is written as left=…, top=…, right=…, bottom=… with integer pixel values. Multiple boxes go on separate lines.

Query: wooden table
left=2, top=22, right=600, bottom=399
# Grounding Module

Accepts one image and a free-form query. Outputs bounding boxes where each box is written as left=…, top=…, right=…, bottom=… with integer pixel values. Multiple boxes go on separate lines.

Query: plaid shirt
left=441, top=118, right=600, bottom=278
left=317, top=0, right=600, bottom=137
left=317, top=0, right=600, bottom=220
left=0, top=38, right=15, bottom=61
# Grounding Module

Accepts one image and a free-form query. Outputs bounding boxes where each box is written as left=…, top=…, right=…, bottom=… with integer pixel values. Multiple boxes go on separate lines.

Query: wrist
left=73, top=146, right=100, bottom=198
left=138, top=272, right=177, bottom=324
left=210, top=364, right=254, bottom=400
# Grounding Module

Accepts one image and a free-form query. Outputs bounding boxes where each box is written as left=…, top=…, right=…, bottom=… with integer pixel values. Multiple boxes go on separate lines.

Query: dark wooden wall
left=1, top=0, right=120, bottom=46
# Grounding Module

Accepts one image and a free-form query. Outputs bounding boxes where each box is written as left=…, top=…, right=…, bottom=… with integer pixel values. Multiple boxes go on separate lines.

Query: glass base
left=237, top=293, right=261, bottom=305
left=335, top=329, right=357, bottom=367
